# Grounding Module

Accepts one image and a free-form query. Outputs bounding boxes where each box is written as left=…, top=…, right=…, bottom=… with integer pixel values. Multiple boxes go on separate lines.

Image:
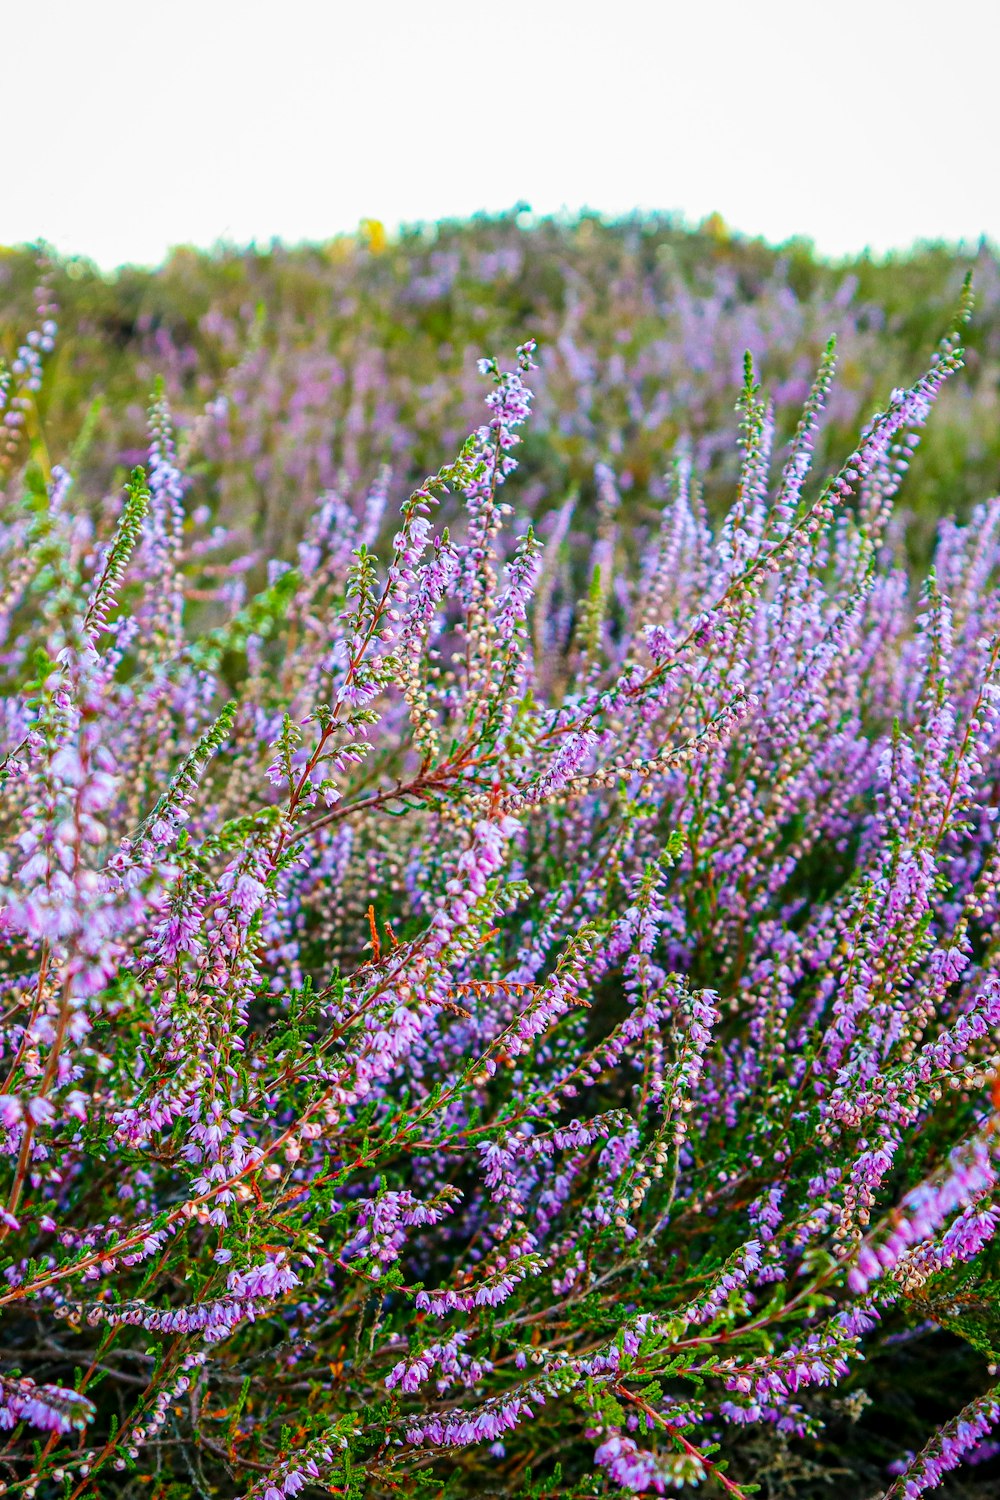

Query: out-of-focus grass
left=2, top=213, right=996, bottom=567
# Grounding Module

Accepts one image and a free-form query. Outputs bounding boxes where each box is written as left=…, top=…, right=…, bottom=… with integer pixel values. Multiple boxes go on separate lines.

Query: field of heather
left=3, top=217, right=1000, bottom=1499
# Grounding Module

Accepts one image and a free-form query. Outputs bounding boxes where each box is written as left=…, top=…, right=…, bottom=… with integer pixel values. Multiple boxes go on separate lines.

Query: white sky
left=4, top=0, right=998, bottom=270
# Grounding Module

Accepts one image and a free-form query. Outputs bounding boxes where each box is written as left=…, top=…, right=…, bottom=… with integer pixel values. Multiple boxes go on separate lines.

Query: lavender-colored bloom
left=884, top=1388, right=1000, bottom=1498
left=0, top=1376, right=95, bottom=1435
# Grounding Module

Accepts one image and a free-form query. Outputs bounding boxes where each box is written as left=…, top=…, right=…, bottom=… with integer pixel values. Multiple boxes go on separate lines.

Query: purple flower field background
left=3, top=216, right=1000, bottom=1498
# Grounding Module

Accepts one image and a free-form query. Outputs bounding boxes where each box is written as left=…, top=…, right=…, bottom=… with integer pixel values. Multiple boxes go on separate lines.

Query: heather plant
left=3, top=278, right=1000, bottom=1500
